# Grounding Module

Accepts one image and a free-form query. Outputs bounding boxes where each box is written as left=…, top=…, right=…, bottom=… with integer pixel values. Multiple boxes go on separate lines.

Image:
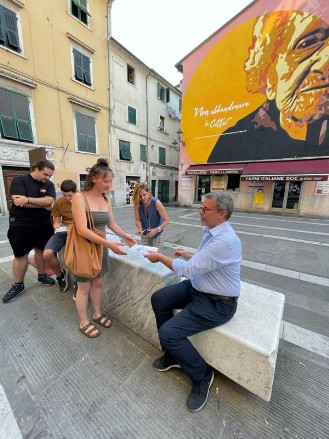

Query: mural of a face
left=245, top=11, right=329, bottom=139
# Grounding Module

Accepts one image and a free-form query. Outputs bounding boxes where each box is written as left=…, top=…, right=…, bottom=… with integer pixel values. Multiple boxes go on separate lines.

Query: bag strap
left=81, top=193, right=96, bottom=231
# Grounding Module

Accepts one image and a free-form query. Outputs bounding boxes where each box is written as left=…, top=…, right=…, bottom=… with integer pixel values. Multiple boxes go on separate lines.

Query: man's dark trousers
left=151, top=279, right=237, bottom=382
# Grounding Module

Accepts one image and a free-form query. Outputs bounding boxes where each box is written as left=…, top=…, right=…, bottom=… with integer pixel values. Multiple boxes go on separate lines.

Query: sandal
left=79, top=322, right=101, bottom=338
left=93, top=314, right=112, bottom=328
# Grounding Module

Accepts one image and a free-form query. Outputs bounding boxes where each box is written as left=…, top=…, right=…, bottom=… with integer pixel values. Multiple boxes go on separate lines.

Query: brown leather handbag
left=64, top=194, right=106, bottom=278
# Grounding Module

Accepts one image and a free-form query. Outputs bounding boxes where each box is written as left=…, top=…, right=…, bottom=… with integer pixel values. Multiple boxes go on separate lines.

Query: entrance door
left=196, top=176, right=211, bottom=202
left=3, top=167, right=30, bottom=211
left=158, top=180, right=169, bottom=203
left=271, top=182, right=301, bottom=210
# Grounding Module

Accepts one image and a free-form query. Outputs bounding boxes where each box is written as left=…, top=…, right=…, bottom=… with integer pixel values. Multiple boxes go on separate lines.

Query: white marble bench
left=175, top=282, right=285, bottom=401
left=100, top=250, right=285, bottom=401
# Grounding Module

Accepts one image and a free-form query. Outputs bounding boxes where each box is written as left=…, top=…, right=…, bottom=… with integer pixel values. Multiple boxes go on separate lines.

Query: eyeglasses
left=199, top=206, right=220, bottom=213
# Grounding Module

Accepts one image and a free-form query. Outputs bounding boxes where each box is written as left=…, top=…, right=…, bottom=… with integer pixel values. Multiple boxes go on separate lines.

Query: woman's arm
left=134, top=204, right=143, bottom=235
left=107, top=199, right=137, bottom=247
left=156, top=199, right=170, bottom=231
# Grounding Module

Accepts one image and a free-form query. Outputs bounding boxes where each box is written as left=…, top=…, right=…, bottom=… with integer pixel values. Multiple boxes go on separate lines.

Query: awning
left=241, top=159, right=329, bottom=181
left=185, top=163, right=245, bottom=175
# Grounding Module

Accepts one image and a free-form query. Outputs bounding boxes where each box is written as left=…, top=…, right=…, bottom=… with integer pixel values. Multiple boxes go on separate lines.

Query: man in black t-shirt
left=3, top=159, right=56, bottom=303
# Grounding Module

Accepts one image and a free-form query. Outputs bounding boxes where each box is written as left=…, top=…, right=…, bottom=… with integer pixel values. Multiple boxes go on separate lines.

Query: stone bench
left=175, top=282, right=285, bottom=401
left=101, top=248, right=285, bottom=402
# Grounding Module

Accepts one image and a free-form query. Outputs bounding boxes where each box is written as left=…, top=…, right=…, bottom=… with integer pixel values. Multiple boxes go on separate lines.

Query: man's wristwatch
left=158, top=227, right=162, bottom=233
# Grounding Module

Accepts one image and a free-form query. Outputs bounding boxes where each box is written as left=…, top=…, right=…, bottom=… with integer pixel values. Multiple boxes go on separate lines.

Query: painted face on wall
left=269, top=14, right=329, bottom=126
left=246, top=11, right=329, bottom=138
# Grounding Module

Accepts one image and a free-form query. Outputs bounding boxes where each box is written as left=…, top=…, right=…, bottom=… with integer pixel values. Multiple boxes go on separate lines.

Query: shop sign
left=241, top=175, right=328, bottom=181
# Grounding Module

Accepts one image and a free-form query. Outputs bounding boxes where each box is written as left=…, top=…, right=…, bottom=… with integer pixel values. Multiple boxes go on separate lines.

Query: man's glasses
left=199, top=206, right=220, bottom=213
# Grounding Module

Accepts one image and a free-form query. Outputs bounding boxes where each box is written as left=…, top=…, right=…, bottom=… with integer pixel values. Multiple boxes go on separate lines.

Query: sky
left=111, top=0, right=253, bottom=86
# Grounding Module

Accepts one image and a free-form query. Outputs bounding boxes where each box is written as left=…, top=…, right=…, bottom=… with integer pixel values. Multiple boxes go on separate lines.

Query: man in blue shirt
left=144, top=192, right=242, bottom=412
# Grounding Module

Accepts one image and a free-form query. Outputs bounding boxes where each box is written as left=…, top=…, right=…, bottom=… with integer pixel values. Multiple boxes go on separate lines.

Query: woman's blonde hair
left=132, top=182, right=152, bottom=206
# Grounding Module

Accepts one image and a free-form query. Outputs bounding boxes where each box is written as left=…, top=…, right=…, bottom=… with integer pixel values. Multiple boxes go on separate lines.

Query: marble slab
left=176, top=281, right=285, bottom=401
left=101, top=251, right=284, bottom=401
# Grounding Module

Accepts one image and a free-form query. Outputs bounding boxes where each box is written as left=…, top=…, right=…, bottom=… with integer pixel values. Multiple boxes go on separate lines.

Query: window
left=0, top=4, right=20, bottom=52
left=127, top=65, right=135, bottom=85
left=128, top=106, right=136, bottom=125
left=73, top=48, right=92, bottom=86
left=227, top=174, right=241, bottom=191
left=71, top=0, right=90, bottom=25
left=119, top=140, right=132, bottom=161
left=140, top=144, right=146, bottom=162
left=157, top=82, right=170, bottom=103
left=159, top=115, right=165, bottom=132
left=0, top=87, right=33, bottom=142
left=159, top=147, right=166, bottom=165
left=75, top=112, right=96, bottom=153
left=179, top=98, right=182, bottom=113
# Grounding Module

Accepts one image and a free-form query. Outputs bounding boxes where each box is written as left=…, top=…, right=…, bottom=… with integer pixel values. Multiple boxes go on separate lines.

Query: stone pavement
left=0, top=210, right=329, bottom=438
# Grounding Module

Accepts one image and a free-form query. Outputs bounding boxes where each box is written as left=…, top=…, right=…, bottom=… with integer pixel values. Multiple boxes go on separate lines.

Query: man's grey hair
left=205, top=191, right=234, bottom=220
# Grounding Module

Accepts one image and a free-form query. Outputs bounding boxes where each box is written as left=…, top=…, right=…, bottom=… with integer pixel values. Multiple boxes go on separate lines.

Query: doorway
left=271, top=181, right=302, bottom=210
left=196, top=176, right=211, bottom=202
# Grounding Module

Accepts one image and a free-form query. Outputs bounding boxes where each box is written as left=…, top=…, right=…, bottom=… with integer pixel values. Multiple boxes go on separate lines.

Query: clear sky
left=111, top=0, right=253, bottom=86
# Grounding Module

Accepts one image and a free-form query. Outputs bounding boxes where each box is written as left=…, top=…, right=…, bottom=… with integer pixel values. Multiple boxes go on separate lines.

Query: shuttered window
left=119, top=140, right=132, bottom=161
left=73, top=49, right=92, bottom=86
left=140, top=144, right=147, bottom=162
left=0, top=88, right=33, bottom=142
left=128, top=106, right=136, bottom=125
left=76, top=112, right=96, bottom=153
left=71, top=0, right=90, bottom=25
left=159, top=147, right=166, bottom=165
left=0, top=5, right=20, bottom=52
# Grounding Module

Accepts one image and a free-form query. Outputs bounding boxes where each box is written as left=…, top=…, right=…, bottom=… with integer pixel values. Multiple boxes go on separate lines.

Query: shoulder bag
left=64, top=193, right=106, bottom=278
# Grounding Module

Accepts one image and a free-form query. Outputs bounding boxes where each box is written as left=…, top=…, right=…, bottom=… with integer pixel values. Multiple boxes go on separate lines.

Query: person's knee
left=159, top=324, right=177, bottom=349
left=43, top=249, right=54, bottom=261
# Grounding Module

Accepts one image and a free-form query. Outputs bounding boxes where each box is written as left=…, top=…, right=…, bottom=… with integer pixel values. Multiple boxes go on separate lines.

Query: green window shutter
left=73, top=49, right=83, bottom=82
left=166, top=88, right=170, bottom=103
left=179, top=98, right=182, bottom=112
left=0, top=88, right=33, bottom=142
left=4, top=7, right=20, bottom=51
left=128, top=106, right=136, bottom=125
left=76, top=112, right=96, bottom=153
left=159, top=147, right=166, bottom=165
left=0, top=7, right=5, bottom=44
left=119, top=140, right=132, bottom=160
left=82, top=53, right=91, bottom=85
left=140, top=144, right=146, bottom=161
left=72, top=0, right=91, bottom=16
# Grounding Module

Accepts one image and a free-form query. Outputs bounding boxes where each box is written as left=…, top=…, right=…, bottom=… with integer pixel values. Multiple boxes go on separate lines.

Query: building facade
left=109, top=38, right=181, bottom=206
left=0, top=0, right=110, bottom=214
left=176, top=0, right=329, bottom=217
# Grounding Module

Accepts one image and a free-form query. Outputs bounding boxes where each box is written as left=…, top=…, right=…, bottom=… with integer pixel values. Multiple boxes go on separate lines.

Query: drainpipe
left=145, top=71, right=153, bottom=184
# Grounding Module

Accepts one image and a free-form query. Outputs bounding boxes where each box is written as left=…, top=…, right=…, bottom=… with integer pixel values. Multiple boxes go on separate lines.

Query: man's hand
left=12, top=195, right=29, bottom=207
left=143, top=252, right=161, bottom=263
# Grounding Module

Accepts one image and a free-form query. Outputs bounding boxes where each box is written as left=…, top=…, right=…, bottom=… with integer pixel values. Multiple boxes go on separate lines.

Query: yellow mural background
left=182, top=18, right=265, bottom=163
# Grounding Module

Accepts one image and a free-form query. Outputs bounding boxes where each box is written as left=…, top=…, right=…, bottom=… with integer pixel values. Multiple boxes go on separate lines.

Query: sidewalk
left=1, top=257, right=329, bottom=438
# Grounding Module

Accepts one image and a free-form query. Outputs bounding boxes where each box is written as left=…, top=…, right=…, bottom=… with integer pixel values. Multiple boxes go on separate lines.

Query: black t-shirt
left=9, top=173, right=56, bottom=226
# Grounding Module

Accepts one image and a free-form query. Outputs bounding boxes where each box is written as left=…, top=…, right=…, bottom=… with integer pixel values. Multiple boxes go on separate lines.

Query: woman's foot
left=93, top=314, right=112, bottom=328
left=79, top=322, right=101, bottom=338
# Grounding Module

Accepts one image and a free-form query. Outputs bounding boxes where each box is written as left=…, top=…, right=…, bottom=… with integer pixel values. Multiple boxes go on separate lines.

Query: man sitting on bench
left=144, top=192, right=242, bottom=412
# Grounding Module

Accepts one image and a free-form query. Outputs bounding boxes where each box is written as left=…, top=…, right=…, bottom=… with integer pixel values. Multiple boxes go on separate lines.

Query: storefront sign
left=315, top=181, right=329, bottom=195
left=211, top=175, right=225, bottom=191
left=241, top=175, right=328, bottom=181
left=186, top=169, right=241, bottom=175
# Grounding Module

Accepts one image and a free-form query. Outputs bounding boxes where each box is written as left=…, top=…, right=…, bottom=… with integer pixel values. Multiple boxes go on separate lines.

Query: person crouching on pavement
left=43, top=179, right=77, bottom=293
left=144, top=192, right=242, bottom=412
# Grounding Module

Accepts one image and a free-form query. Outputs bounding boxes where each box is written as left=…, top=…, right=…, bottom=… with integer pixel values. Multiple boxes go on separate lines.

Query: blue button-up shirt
left=172, top=221, right=242, bottom=297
